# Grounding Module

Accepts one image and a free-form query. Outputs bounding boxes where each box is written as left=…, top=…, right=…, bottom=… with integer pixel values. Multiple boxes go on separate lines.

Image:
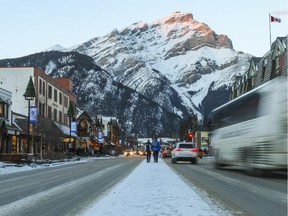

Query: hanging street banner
left=98, top=131, right=103, bottom=139
left=71, top=121, right=77, bottom=133
left=29, top=106, right=38, bottom=123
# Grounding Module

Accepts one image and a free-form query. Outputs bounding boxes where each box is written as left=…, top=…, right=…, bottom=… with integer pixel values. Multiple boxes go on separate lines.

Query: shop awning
left=7, top=123, right=21, bottom=135
left=54, top=122, right=77, bottom=137
left=0, top=118, right=21, bottom=135
left=90, top=135, right=104, bottom=143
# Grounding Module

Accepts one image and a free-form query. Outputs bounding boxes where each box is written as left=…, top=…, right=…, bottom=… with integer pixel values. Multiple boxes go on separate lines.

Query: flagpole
left=269, top=13, right=272, bottom=48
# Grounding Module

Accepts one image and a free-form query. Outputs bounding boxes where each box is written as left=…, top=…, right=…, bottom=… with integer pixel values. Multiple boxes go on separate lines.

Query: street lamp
left=23, top=76, right=35, bottom=154
left=67, top=101, right=75, bottom=150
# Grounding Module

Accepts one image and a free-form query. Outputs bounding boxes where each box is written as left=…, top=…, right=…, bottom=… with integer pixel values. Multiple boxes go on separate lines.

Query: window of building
left=277, top=47, right=281, bottom=55
left=54, top=89, right=58, bottom=102
left=42, top=81, right=46, bottom=96
left=275, top=57, right=279, bottom=74
left=59, top=92, right=62, bottom=105
left=64, top=96, right=68, bottom=108
left=59, top=111, right=62, bottom=123
left=0, top=103, right=4, bottom=117
left=48, top=85, right=52, bottom=99
left=261, top=58, right=267, bottom=81
left=246, top=78, right=251, bottom=91
left=54, top=108, right=57, bottom=121
left=48, top=106, right=52, bottom=119
left=64, top=114, right=68, bottom=125
left=38, top=102, right=45, bottom=117
left=39, top=79, right=42, bottom=95
left=271, top=59, right=277, bottom=78
left=261, top=65, right=266, bottom=81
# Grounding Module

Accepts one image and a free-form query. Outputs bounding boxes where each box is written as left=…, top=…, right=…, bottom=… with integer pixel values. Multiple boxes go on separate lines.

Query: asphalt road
left=0, top=157, right=143, bottom=216
left=1, top=156, right=286, bottom=216
left=164, top=157, right=287, bottom=216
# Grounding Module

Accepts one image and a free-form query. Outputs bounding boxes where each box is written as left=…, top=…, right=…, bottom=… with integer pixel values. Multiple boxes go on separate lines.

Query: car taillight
left=191, top=148, right=199, bottom=152
left=175, top=148, right=182, bottom=151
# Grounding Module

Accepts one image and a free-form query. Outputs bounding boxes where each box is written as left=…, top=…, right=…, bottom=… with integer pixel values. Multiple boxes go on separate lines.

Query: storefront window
left=0, top=103, right=5, bottom=118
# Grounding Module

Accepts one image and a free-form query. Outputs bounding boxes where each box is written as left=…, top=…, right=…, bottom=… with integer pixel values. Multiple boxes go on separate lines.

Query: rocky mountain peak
left=1, top=12, right=252, bottom=135
left=65, top=11, right=248, bottom=119
left=161, top=11, right=194, bottom=24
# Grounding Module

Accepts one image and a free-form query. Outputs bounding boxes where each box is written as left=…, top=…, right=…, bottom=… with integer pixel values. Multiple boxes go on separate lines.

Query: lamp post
left=95, top=117, right=101, bottom=141
left=23, top=76, right=35, bottom=154
left=125, top=122, right=133, bottom=150
left=67, top=101, right=75, bottom=151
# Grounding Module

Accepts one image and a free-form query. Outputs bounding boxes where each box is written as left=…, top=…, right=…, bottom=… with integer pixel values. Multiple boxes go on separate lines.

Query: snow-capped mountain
left=0, top=12, right=252, bottom=136
left=69, top=11, right=252, bottom=117
left=43, top=44, right=68, bottom=52
left=0, top=51, right=182, bottom=136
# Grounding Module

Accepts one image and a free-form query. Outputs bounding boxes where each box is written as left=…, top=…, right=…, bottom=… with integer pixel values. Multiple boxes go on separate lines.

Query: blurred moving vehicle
left=162, top=146, right=172, bottom=158
left=124, top=149, right=134, bottom=157
left=138, top=149, right=145, bottom=156
left=211, top=77, right=287, bottom=174
left=171, top=142, right=199, bottom=164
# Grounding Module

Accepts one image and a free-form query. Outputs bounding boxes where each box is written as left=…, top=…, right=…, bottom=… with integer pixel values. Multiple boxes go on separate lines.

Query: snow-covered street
left=81, top=157, right=230, bottom=216
left=0, top=156, right=231, bottom=216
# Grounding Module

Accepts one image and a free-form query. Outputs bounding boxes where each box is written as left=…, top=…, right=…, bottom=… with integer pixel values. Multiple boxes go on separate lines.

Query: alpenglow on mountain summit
left=47, top=11, right=251, bottom=116
left=1, top=12, right=252, bottom=136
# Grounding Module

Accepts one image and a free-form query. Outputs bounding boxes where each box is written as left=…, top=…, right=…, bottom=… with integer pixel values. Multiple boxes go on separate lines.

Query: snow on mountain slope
left=43, top=11, right=252, bottom=120
left=0, top=12, right=254, bottom=135
left=153, top=46, right=250, bottom=110
left=67, top=12, right=251, bottom=118
left=43, top=44, right=68, bottom=52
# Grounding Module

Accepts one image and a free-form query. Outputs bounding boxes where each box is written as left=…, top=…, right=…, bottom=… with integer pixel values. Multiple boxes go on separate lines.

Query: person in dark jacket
left=151, top=134, right=161, bottom=163
left=144, top=140, right=152, bottom=162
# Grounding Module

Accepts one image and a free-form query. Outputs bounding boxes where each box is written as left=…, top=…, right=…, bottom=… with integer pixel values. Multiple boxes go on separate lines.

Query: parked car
left=124, top=149, right=134, bottom=157
left=162, top=146, right=172, bottom=158
left=171, top=142, right=199, bottom=164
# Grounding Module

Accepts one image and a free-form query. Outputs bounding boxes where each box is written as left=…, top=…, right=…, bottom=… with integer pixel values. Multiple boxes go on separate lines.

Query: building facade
left=230, top=36, right=287, bottom=99
left=0, top=67, right=77, bottom=125
left=0, top=88, right=19, bottom=157
left=0, top=67, right=78, bottom=159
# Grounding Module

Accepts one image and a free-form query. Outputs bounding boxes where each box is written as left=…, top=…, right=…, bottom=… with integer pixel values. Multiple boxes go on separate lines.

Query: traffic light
left=188, top=133, right=193, bottom=141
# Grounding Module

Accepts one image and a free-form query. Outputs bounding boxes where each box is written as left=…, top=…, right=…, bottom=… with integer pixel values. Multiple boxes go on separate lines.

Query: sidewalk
left=81, top=158, right=228, bottom=216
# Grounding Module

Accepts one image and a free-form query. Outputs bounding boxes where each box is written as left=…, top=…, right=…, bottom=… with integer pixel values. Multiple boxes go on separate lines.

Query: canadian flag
left=270, top=15, right=281, bottom=23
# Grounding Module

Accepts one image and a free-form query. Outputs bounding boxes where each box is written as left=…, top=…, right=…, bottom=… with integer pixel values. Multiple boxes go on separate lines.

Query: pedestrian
left=145, top=140, right=152, bottom=162
left=151, top=134, right=161, bottom=163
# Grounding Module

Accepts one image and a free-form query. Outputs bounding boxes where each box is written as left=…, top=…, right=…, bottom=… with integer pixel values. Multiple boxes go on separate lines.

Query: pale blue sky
left=1, top=0, right=287, bottom=59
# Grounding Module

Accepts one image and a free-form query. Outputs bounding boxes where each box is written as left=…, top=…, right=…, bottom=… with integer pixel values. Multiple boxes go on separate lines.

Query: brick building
left=0, top=67, right=77, bottom=159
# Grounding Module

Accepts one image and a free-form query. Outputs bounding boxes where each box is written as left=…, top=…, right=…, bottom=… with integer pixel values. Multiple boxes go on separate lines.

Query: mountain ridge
left=67, top=11, right=251, bottom=118
left=0, top=11, right=252, bottom=136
